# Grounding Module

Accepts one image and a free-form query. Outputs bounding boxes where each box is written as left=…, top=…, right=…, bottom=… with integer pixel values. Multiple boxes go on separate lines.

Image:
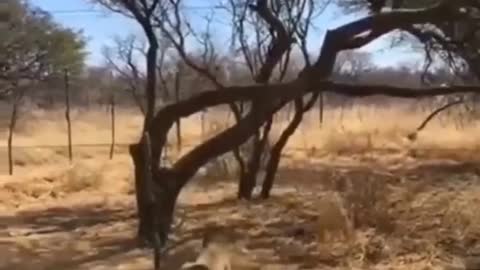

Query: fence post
left=109, top=94, right=116, bottom=160
left=7, top=92, right=19, bottom=175
left=64, top=69, right=73, bottom=163
left=318, top=92, right=324, bottom=126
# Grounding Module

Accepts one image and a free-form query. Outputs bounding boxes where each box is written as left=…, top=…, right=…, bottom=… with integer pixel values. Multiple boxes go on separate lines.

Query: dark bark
left=134, top=44, right=157, bottom=244
left=232, top=102, right=247, bottom=193
left=130, top=142, right=153, bottom=246
left=129, top=7, right=160, bottom=250
left=232, top=145, right=247, bottom=181
left=261, top=94, right=318, bottom=198
left=232, top=0, right=296, bottom=198
left=238, top=117, right=272, bottom=199
left=143, top=40, right=159, bottom=130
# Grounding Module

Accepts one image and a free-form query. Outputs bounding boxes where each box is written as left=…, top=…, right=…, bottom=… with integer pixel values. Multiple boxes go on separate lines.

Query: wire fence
left=0, top=142, right=134, bottom=149
left=2, top=140, right=480, bottom=176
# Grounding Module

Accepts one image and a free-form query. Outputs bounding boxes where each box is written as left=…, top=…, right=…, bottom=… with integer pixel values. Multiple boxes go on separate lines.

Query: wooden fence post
left=7, top=90, right=20, bottom=175
left=64, top=69, right=73, bottom=163
left=318, top=92, right=324, bottom=126
left=109, top=94, right=116, bottom=159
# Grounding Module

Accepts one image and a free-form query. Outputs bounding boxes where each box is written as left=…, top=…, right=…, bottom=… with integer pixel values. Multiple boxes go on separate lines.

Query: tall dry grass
left=1, top=103, right=480, bottom=169
left=0, top=103, right=479, bottom=204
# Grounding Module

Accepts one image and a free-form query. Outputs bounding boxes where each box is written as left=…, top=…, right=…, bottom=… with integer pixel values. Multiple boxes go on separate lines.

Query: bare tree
left=103, top=34, right=146, bottom=114
left=95, top=1, right=480, bottom=263
left=2, top=1, right=85, bottom=174
left=95, top=1, right=163, bottom=260
left=221, top=0, right=332, bottom=199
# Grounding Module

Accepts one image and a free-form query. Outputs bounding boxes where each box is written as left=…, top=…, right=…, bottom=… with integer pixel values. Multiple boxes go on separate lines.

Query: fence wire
left=0, top=142, right=134, bottom=149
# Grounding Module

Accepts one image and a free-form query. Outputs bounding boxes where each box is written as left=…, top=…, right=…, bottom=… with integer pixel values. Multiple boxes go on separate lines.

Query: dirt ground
left=1, top=154, right=480, bottom=270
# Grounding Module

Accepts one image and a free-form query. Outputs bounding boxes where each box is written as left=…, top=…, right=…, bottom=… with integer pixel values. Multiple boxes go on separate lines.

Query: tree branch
left=310, top=1, right=465, bottom=77
left=407, top=98, right=465, bottom=140
left=249, top=0, right=295, bottom=83
left=148, top=74, right=480, bottom=163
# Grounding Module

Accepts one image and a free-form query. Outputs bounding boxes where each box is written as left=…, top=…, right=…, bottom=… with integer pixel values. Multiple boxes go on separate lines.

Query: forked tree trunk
left=237, top=117, right=272, bottom=199
left=130, top=142, right=154, bottom=246
left=237, top=133, right=261, bottom=199
left=130, top=140, right=178, bottom=253
left=230, top=101, right=248, bottom=189
left=132, top=105, right=276, bottom=248
left=261, top=94, right=318, bottom=198
left=132, top=18, right=343, bottom=251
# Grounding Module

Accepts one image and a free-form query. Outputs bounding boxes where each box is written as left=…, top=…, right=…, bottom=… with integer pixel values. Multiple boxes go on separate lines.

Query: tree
left=95, top=1, right=480, bottom=266
left=95, top=0, right=164, bottom=260
left=1, top=0, right=86, bottom=175
left=337, top=0, right=480, bottom=125
left=103, top=34, right=147, bottom=113
left=0, top=0, right=86, bottom=97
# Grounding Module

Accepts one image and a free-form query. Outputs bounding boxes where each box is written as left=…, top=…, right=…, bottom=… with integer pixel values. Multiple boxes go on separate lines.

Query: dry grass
left=1, top=103, right=480, bottom=269
left=2, top=103, right=480, bottom=166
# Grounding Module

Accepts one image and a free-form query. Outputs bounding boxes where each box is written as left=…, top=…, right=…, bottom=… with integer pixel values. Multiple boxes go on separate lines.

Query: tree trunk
left=8, top=97, right=19, bottom=175
left=229, top=101, right=250, bottom=194
left=135, top=20, right=342, bottom=249
left=261, top=94, right=318, bottom=198
left=130, top=143, right=154, bottom=246
left=237, top=132, right=260, bottom=199
left=134, top=32, right=158, bottom=246
left=8, top=85, right=25, bottom=176
left=238, top=117, right=272, bottom=199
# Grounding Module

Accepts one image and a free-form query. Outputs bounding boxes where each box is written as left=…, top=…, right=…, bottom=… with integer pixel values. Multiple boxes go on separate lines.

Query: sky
left=29, top=0, right=422, bottom=68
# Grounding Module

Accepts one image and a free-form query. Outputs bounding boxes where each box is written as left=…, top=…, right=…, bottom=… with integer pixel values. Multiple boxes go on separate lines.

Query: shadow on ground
left=1, top=159, right=480, bottom=269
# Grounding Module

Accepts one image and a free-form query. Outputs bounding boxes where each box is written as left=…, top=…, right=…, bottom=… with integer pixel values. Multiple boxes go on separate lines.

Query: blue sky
left=30, top=0, right=421, bottom=68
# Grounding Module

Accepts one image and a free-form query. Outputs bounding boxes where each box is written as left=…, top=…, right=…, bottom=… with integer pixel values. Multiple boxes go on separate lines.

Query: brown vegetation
left=1, top=106, right=480, bottom=269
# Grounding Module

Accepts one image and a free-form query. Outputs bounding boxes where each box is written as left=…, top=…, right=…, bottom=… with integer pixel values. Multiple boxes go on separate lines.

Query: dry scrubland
left=1, top=104, right=480, bottom=269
